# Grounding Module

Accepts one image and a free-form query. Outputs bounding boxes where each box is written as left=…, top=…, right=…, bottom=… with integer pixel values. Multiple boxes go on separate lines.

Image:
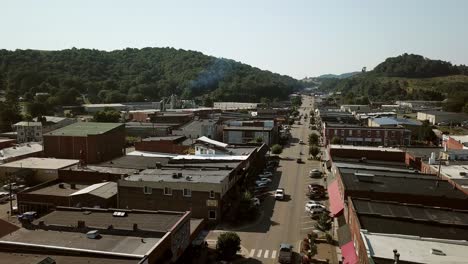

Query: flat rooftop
left=341, top=171, right=467, bottom=200
left=142, top=135, right=185, bottom=142
left=330, top=144, right=404, bottom=152
left=45, top=122, right=123, bottom=137
left=223, top=126, right=274, bottom=131
left=66, top=164, right=139, bottom=175
left=2, top=229, right=158, bottom=256
left=27, top=182, right=90, bottom=196
left=126, top=168, right=232, bottom=184
left=0, top=252, right=139, bottom=264
left=35, top=208, right=185, bottom=232
left=0, top=143, right=43, bottom=162
left=361, top=231, right=468, bottom=264
left=354, top=199, right=468, bottom=240
left=98, top=155, right=170, bottom=170
left=404, top=147, right=443, bottom=159
left=0, top=157, right=79, bottom=170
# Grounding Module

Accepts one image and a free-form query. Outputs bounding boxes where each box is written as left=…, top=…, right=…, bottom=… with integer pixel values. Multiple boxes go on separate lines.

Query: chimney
left=133, top=223, right=138, bottom=231
left=77, top=220, right=86, bottom=228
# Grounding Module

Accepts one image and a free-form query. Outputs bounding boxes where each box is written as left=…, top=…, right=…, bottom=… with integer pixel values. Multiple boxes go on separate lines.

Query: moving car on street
left=275, top=188, right=285, bottom=200
left=278, top=243, right=293, bottom=263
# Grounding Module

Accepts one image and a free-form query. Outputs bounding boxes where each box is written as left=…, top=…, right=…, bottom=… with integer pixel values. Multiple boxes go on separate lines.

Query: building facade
left=323, top=124, right=411, bottom=146
left=13, top=122, right=42, bottom=143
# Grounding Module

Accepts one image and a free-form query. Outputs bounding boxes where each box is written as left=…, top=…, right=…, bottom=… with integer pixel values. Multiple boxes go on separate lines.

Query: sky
left=2, top=0, right=468, bottom=79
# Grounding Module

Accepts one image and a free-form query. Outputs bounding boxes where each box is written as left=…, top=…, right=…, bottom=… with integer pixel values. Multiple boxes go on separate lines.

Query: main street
left=207, top=95, right=333, bottom=263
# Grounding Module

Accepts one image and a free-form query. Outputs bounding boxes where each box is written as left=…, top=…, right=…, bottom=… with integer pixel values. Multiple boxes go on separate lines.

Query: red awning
left=327, top=180, right=344, bottom=216
left=341, top=241, right=358, bottom=264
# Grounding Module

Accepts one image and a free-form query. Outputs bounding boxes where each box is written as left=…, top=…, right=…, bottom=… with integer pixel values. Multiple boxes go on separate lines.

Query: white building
left=213, top=102, right=258, bottom=110
left=12, top=122, right=43, bottom=143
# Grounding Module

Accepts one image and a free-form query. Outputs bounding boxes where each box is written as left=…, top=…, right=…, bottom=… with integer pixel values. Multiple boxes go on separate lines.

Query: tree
left=308, top=133, right=319, bottom=145
left=216, top=232, right=241, bottom=260
left=271, top=144, right=283, bottom=154
left=93, top=108, right=121, bottom=122
left=309, top=146, right=320, bottom=157
left=254, top=136, right=263, bottom=143
left=315, top=212, right=332, bottom=231
left=331, top=136, right=342, bottom=145
left=238, top=191, right=257, bottom=220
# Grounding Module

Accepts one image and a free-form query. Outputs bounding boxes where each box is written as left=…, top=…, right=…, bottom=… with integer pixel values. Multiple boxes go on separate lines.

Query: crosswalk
left=248, top=249, right=277, bottom=259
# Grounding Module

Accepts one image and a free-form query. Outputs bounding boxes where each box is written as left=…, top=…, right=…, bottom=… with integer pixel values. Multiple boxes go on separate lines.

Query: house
left=172, top=118, right=220, bottom=140
left=0, top=207, right=197, bottom=264
left=194, top=136, right=229, bottom=155
left=43, top=122, right=125, bottom=164
left=12, top=121, right=42, bottom=143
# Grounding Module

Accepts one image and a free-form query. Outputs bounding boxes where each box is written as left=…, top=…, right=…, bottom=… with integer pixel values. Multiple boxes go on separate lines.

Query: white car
left=305, top=202, right=325, bottom=212
left=308, top=204, right=327, bottom=215
left=256, top=182, right=268, bottom=188
left=252, top=197, right=260, bottom=206
left=275, top=188, right=285, bottom=200
left=259, top=172, right=273, bottom=178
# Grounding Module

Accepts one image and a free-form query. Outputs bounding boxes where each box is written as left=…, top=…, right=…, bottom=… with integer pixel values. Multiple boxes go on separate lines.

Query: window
left=208, top=210, right=216, bottom=220
left=357, top=130, right=361, bottom=136
left=376, top=131, right=380, bottom=137
left=334, top=129, right=337, bottom=135
left=391, top=131, right=396, bottom=138
left=341, top=130, right=344, bottom=136
left=209, top=191, right=215, bottom=199
left=164, top=187, right=172, bottom=195
left=183, top=188, right=191, bottom=197
left=367, top=131, right=371, bottom=137
left=348, top=130, right=352, bottom=136
left=143, top=186, right=152, bottom=194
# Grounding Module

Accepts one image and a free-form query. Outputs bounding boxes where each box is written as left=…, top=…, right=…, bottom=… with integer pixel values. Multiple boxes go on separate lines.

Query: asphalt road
left=208, top=95, right=328, bottom=263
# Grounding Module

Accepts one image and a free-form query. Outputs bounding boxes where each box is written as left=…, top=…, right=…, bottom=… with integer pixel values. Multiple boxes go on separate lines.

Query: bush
left=309, top=146, right=320, bottom=157
left=308, top=133, right=319, bottom=145
left=330, top=136, right=342, bottom=145
left=216, top=232, right=241, bottom=260
left=315, top=212, right=332, bottom=231
left=326, top=233, right=333, bottom=244
left=271, top=144, right=283, bottom=154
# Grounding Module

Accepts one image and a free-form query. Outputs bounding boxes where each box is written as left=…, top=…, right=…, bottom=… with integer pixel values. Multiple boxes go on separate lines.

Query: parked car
left=259, top=172, right=273, bottom=178
left=306, top=203, right=326, bottom=213
left=278, top=243, right=293, bottom=263
left=299, top=140, right=304, bottom=144
left=256, top=182, right=268, bottom=188
left=255, top=178, right=272, bottom=185
left=309, top=192, right=326, bottom=199
left=309, top=206, right=328, bottom=216
left=252, top=197, right=260, bottom=206
left=307, top=184, right=325, bottom=193
left=309, top=169, right=322, bottom=178
left=275, top=188, right=285, bottom=200
left=305, top=200, right=323, bottom=211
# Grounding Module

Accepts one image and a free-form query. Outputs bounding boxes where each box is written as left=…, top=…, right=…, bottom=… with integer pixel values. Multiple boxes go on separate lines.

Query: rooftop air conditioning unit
left=186, top=176, right=192, bottom=181
left=58, top=183, right=65, bottom=189
left=172, top=173, right=177, bottom=178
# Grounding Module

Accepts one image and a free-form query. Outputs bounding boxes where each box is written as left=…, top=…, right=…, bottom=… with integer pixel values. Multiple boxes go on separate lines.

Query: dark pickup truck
left=278, top=243, right=293, bottom=263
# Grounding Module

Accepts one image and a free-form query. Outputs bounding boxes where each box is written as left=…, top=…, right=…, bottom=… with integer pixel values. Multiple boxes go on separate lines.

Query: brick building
left=444, top=135, right=468, bottom=150
left=43, top=122, right=125, bottom=164
left=16, top=181, right=117, bottom=213
left=346, top=198, right=468, bottom=264
left=58, top=164, right=138, bottom=184
left=323, top=123, right=411, bottom=146
left=135, top=136, right=190, bottom=154
left=0, top=207, right=195, bottom=264
left=118, top=144, right=269, bottom=222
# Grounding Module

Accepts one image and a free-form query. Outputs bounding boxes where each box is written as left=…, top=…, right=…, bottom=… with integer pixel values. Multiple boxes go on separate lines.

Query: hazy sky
left=2, top=0, right=467, bottom=78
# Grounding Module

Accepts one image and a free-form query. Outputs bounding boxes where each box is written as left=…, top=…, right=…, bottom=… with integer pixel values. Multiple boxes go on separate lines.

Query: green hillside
left=318, top=54, right=468, bottom=113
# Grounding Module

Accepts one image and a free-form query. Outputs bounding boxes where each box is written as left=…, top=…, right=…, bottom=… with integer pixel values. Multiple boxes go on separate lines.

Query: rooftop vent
left=112, top=211, right=127, bottom=217
left=58, top=183, right=65, bottom=189
left=86, top=230, right=100, bottom=239
left=186, top=176, right=192, bottom=181
left=178, top=172, right=182, bottom=178
left=172, top=173, right=177, bottom=179
left=460, top=172, right=467, bottom=177
left=359, top=157, right=367, bottom=163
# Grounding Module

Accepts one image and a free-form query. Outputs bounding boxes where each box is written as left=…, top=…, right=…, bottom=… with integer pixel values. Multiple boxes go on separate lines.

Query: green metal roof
left=44, top=122, right=123, bottom=137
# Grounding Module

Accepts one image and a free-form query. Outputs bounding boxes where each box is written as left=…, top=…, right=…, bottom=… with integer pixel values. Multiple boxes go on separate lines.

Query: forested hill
left=0, top=48, right=302, bottom=105
left=319, top=53, right=468, bottom=113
